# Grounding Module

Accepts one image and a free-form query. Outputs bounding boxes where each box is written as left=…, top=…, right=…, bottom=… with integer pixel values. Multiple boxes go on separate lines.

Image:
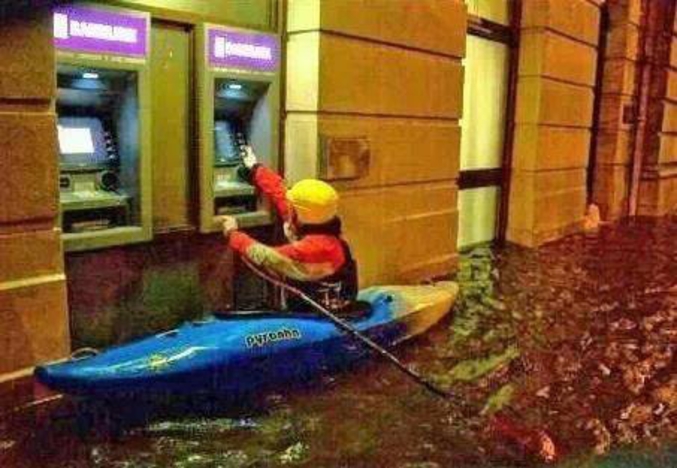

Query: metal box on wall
left=53, top=3, right=153, bottom=251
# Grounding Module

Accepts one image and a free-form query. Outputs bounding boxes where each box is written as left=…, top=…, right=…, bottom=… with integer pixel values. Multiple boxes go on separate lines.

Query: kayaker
left=220, top=147, right=359, bottom=314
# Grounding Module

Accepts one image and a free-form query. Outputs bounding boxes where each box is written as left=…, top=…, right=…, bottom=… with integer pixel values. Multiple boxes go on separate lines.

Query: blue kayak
left=35, top=282, right=458, bottom=397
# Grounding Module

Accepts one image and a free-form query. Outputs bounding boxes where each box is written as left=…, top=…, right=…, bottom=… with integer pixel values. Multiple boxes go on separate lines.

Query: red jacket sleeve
left=252, top=165, right=291, bottom=220
left=229, top=231, right=256, bottom=254
left=229, top=232, right=345, bottom=282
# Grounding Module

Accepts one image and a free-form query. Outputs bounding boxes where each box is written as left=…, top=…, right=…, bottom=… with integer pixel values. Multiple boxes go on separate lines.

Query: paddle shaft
left=240, top=258, right=456, bottom=401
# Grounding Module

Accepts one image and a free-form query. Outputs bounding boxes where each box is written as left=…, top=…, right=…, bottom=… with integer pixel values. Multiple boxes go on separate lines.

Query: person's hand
left=242, top=145, right=257, bottom=169
left=220, top=216, right=239, bottom=239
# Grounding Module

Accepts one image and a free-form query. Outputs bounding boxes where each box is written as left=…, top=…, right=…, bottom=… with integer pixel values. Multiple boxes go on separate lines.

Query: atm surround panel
left=56, top=64, right=141, bottom=234
left=212, top=79, right=271, bottom=166
left=211, top=78, right=274, bottom=216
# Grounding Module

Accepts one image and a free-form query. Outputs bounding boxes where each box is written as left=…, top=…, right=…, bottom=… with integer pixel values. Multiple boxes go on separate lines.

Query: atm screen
left=58, top=127, right=95, bottom=155
left=57, top=117, right=109, bottom=169
left=214, top=120, right=246, bottom=166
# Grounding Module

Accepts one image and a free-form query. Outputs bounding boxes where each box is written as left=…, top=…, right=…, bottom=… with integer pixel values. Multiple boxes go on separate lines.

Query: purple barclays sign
left=208, top=27, right=279, bottom=73
left=53, top=5, right=149, bottom=58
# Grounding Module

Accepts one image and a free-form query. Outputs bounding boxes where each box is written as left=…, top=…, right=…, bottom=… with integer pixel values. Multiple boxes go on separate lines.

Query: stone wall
left=636, top=0, right=677, bottom=215
left=0, top=9, right=70, bottom=375
left=508, top=0, right=602, bottom=246
left=285, top=0, right=466, bottom=286
left=593, top=0, right=642, bottom=220
left=118, top=0, right=275, bottom=28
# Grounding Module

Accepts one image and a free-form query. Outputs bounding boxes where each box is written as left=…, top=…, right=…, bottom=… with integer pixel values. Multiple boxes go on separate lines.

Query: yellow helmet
left=287, top=179, right=339, bottom=225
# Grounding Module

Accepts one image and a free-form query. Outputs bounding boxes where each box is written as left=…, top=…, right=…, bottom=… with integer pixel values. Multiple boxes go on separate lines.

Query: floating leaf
left=448, top=345, right=520, bottom=382
left=481, top=383, right=516, bottom=416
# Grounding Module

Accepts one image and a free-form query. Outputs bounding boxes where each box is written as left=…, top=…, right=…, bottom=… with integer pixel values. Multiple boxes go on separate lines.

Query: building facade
left=0, top=0, right=675, bottom=378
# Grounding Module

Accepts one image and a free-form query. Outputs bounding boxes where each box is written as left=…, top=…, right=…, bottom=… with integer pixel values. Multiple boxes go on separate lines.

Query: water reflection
left=1, top=216, right=675, bottom=467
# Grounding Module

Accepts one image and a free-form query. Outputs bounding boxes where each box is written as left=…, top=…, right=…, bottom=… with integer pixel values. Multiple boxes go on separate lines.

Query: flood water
left=1, top=216, right=676, bottom=467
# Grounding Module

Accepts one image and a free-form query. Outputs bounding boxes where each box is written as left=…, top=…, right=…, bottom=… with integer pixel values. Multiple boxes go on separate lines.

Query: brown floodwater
left=1, top=216, right=676, bottom=467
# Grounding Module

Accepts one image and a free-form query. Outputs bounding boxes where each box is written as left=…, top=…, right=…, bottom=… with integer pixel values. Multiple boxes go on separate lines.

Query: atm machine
left=198, top=24, right=280, bottom=232
left=53, top=4, right=152, bottom=251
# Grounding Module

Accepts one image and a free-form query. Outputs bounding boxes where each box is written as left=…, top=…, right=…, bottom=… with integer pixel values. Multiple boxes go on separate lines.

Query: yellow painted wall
left=285, top=0, right=466, bottom=286
left=0, top=9, right=69, bottom=375
left=638, top=8, right=677, bottom=217
left=508, top=0, right=602, bottom=247
left=118, top=0, right=276, bottom=29
left=591, top=0, right=641, bottom=220
left=521, top=0, right=600, bottom=46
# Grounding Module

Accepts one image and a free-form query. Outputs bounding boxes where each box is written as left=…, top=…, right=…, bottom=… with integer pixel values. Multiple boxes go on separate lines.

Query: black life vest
left=284, top=219, right=359, bottom=313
